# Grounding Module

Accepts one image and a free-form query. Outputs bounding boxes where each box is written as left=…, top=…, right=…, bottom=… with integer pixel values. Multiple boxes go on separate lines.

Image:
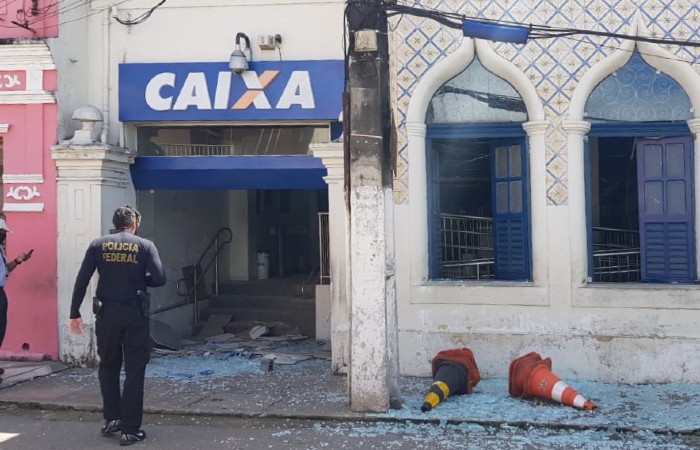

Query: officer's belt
left=101, top=298, right=140, bottom=306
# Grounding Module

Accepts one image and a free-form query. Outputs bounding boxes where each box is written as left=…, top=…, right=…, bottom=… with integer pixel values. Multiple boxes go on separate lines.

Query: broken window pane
left=427, top=58, right=527, bottom=124
left=495, top=146, right=507, bottom=178
left=509, top=145, right=521, bottom=177
left=496, top=182, right=508, bottom=213
left=667, top=181, right=686, bottom=214
left=644, top=182, right=664, bottom=215
left=666, top=144, right=685, bottom=178
left=136, top=125, right=330, bottom=156
left=510, top=180, right=522, bottom=213
left=643, top=144, right=663, bottom=178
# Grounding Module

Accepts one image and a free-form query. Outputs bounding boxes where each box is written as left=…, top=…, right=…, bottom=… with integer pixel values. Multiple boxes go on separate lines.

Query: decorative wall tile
left=391, top=0, right=700, bottom=206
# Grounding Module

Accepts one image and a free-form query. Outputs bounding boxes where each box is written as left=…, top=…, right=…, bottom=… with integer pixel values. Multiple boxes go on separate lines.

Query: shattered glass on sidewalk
left=146, top=324, right=331, bottom=383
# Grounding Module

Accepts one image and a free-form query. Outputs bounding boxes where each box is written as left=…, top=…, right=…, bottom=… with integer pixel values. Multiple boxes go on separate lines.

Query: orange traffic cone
left=508, top=352, right=596, bottom=411
left=421, top=348, right=480, bottom=412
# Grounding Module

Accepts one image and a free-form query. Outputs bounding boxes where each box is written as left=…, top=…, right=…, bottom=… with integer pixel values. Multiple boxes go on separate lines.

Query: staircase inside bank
left=175, top=227, right=318, bottom=339
left=201, top=276, right=316, bottom=337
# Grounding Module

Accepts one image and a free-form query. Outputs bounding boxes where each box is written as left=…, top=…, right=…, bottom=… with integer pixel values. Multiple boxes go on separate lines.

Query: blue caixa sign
left=119, top=60, right=344, bottom=122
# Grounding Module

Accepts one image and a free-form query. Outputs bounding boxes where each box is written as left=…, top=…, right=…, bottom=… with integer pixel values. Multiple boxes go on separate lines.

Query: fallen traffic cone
left=421, top=348, right=480, bottom=412
left=508, top=352, right=596, bottom=410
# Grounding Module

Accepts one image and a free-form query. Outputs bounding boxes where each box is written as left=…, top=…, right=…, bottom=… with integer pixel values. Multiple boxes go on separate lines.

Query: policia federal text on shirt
left=69, top=205, right=166, bottom=446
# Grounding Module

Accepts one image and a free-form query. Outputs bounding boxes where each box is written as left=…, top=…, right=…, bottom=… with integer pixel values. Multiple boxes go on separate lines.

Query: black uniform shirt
left=69, top=231, right=166, bottom=319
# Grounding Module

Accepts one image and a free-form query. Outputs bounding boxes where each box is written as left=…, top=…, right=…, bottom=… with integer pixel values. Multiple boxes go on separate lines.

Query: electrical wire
left=114, top=0, right=167, bottom=26
left=0, top=0, right=52, bottom=31
left=562, top=35, right=700, bottom=67
left=37, top=0, right=136, bottom=28
left=7, top=0, right=89, bottom=30
left=382, top=0, right=700, bottom=49
left=8, top=0, right=700, bottom=57
left=26, top=0, right=89, bottom=24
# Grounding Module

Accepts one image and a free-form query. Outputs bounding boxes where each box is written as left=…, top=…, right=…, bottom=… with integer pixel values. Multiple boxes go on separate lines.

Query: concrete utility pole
left=345, top=0, right=401, bottom=412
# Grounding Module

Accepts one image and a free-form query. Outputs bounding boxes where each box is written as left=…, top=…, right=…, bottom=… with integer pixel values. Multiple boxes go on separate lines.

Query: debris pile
left=152, top=319, right=331, bottom=366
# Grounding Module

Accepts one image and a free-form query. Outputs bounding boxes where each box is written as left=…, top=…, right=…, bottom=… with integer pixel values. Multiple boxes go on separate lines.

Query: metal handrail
left=301, top=265, right=320, bottom=299
left=174, top=227, right=233, bottom=324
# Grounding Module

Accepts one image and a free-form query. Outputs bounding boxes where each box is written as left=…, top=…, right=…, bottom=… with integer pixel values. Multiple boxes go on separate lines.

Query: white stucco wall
left=52, top=0, right=344, bottom=148
left=395, top=14, right=700, bottom=383
left=46, top=2, right=91, bottom=142
left=51, top=0, right=344, bottom=357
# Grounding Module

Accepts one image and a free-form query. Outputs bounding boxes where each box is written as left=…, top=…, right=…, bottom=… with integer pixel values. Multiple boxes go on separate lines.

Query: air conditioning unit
left=258, top=34, right=276, bottom=50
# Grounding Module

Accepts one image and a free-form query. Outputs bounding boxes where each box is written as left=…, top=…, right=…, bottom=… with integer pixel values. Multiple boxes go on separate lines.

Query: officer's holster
left=136, top=290, right=151, bottom=318
left=92, top=297, right=103, bottom=316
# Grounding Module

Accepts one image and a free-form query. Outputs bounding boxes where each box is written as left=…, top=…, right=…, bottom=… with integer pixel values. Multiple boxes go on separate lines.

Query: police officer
left=69, top=205, right=166, bottom=446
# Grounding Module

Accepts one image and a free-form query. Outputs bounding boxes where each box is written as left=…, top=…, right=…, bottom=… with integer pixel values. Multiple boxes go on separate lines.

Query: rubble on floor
left=0, top=360, right=67, bottom=389
left=148, top=320, right=331, bottom=382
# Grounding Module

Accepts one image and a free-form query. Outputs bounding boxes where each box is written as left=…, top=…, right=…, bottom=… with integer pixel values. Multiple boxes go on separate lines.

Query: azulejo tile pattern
left=391, top=0, right=700, bottom=205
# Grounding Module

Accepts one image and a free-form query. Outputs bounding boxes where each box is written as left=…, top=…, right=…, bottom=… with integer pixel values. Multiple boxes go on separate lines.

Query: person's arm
left=145, top=242, right=166, bottom=287
left=7, top=249, right=33, bottom=273
left=69, top=244, right=98, bottom=320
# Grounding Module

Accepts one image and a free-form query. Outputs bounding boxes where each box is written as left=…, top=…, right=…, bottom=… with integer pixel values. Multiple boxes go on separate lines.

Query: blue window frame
left=586, top=123, right=695, bottom=284
left=584, top=49, right=695, bottom=284
left=427, top=124, right=531, bottom=281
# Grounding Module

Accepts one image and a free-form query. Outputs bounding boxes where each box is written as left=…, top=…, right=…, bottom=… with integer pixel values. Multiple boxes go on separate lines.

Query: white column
left=406, top=122, right=428, bottom=283
left=51, top=143, right=135, bottom=365
left=522, top=120, right=550, bottom=285
left=562, top=120, right=591, bottom=287
left=311, top=143, right=350, bottom=374
left=687, top=118, right=700, bottom=280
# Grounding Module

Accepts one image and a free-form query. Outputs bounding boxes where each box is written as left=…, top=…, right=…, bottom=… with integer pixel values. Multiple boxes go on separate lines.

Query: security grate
left=440, top=214, right=494, bottom=280
left=592, top=227, right=640, bottom=282
left=159, top=144, right=237, bottom=156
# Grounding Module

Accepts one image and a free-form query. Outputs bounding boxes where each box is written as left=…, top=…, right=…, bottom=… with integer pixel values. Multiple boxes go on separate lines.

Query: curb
left=2, top=399, right=698, bottom=436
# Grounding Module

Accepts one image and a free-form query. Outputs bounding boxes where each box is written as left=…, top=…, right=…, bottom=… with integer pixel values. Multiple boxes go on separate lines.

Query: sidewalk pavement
left=1, top=356, right=699, bottom=435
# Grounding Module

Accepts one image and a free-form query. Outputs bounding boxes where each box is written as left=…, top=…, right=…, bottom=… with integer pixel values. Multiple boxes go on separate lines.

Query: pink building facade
left=0, top=1, right=59, bottom=358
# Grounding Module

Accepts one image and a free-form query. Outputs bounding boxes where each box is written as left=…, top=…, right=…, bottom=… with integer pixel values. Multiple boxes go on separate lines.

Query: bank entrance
left=131, top=125, right=330, bottom=342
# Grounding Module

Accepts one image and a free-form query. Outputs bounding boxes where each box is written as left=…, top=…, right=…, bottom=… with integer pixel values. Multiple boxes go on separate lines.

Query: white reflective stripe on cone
left=573, top=395, right=587, bottom=409
left=550, top=381, right=568, bottom=402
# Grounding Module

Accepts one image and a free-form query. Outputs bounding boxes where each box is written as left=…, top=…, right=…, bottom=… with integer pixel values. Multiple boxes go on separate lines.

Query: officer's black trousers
left=95, top=303, right=150, bottom=435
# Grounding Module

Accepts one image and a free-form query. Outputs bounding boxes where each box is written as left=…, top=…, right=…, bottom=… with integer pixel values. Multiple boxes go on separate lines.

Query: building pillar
left=51, top=108, right=135, bottom=365
left=562, top=120, right=591, bottom=287
left=687, top=117, right=700, bottom=279
left=311, top=143, right=349, bottom=374
left=522, top=120, right=550, bottom=286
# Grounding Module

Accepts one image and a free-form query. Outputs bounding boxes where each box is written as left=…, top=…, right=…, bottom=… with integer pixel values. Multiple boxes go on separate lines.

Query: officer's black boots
left=120, top=430, right=146, bottom=446
left=101, top=419, right=121, bottom=435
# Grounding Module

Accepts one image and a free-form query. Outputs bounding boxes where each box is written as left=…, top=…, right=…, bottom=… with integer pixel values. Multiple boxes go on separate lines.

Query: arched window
left=585, top=52, right=695, bottom=283
left=426, top=58, right=531, bottom=281
left=427, top=58, right=528, bottom=124
left=585, top=52, right=692, bottom=123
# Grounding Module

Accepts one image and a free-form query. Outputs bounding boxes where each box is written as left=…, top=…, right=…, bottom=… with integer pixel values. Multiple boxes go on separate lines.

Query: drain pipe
left=100, top=7, right=115, bottom=144
left=119, top=49, right=127, bottom=148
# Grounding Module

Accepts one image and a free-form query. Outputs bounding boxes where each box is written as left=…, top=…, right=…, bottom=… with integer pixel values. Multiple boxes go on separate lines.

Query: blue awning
left=130, top=155, right=328, bottom=190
